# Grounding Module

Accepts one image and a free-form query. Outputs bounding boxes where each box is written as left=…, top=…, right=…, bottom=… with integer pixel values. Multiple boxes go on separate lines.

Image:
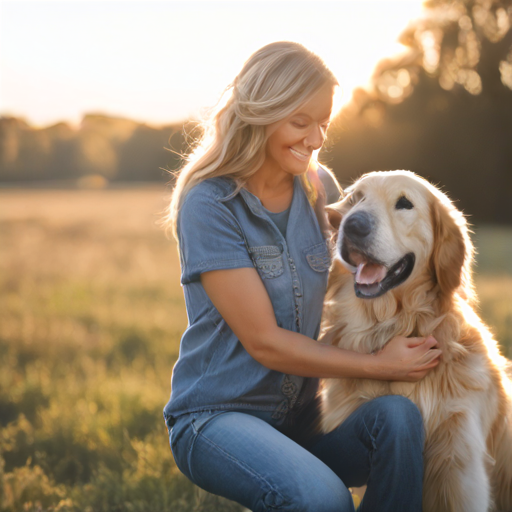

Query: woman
left=163, top=41, right=441, bottom=511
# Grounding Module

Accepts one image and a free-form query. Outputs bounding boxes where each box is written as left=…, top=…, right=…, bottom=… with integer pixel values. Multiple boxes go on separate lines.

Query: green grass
left=0, top=188, right=511, bottom=511
left=472, top=225, right=512, bottom=359
left=0, top=188, right=243, bottom=512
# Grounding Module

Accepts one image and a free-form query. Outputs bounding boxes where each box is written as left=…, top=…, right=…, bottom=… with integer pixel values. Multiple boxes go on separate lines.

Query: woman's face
left=264, top=82, right=335, bottom=178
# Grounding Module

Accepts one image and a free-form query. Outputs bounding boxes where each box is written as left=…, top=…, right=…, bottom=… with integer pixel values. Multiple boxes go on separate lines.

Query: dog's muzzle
left=339, top=211, right=415, bottom=299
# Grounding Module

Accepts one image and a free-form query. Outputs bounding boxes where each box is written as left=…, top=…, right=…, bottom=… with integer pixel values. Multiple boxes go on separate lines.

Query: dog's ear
left=325, top=201, right=344, bottom=232
left=429, top=192, right=474, bottom=303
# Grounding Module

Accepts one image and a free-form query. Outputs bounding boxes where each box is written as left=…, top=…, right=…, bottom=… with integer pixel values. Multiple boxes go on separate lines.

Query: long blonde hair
left=165, top=41, right=339, bottom=238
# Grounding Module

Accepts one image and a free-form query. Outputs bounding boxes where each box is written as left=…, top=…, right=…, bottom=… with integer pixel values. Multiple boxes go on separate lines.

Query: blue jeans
left=166, top=396, right=424, bottom=511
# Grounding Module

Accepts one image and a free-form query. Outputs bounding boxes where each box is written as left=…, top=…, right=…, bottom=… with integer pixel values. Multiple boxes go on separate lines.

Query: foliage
left=322, top=0, right=512, bottom=225
left=0, top=115, right=188, bottom=184
left=360, top=0, right=512, bottom=103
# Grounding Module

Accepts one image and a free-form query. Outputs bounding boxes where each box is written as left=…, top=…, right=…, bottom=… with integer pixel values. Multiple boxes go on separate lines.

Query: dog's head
left=327, top=171, right=474, bottom=303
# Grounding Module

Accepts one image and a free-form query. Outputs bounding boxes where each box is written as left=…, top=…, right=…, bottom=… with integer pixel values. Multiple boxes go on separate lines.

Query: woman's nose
left=304, top=124, right=325, bottom=150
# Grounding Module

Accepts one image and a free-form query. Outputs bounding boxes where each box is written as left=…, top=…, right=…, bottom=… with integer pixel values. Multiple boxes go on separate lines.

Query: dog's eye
left=395, top=196, right=414, bottom=210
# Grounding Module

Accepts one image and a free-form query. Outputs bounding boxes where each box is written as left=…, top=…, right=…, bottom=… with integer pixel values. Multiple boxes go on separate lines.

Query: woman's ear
left=325, top=201, right=344, bottom=232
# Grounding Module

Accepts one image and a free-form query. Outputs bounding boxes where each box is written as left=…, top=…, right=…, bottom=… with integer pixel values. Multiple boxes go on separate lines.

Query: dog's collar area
left=354, top=252, right=416, bottom=299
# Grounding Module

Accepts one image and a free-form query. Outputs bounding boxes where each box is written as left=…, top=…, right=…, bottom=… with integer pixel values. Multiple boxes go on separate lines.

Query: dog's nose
left=344, top=211, right=373, bottom=239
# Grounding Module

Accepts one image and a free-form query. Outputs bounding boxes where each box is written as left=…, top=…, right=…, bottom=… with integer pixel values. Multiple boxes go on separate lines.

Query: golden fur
left=321, top=171, right=512, bottom=512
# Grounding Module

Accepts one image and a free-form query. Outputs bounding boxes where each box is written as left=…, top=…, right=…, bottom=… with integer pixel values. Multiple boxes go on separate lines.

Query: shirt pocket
left=303, top=242, right=331, bottom=272
left=248, top=245, right=284, bottom=279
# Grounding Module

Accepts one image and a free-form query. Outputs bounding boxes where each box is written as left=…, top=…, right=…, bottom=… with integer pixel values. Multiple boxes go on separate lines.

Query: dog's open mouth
left=341, top=245, right=415, bottom=299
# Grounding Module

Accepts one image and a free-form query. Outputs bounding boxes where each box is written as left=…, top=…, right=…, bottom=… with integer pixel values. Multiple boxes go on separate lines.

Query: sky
left=0, top=0, right=426, bottom=127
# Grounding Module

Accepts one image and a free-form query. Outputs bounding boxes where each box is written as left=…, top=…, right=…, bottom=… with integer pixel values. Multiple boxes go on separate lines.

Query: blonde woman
left=163, top=42, right=441, bottom=511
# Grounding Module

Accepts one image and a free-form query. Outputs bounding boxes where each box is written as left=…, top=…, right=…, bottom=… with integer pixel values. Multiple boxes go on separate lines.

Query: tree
left=324, top=0, right=512, bottom=224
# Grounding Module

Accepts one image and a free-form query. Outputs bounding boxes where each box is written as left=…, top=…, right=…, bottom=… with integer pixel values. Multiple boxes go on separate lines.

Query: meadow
left=0, top=187, right=511, bottom=512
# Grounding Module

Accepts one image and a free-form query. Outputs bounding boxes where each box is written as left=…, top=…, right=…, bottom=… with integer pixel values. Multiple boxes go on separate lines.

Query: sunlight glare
left=0, top=1, right=426, bottom=127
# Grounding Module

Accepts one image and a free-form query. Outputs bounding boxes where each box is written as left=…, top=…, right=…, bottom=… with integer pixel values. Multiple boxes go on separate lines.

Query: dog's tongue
left=355, top=261, right=387, bottom=285
left=349, top=252, right=387, bottom=284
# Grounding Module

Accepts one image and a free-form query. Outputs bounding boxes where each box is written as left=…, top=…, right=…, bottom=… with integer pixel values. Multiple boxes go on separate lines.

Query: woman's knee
left=278, top=477, right=354, bottom=512
left=369, top=395, right=424, bottom=442
left=174, top=411, right=355, bottom=512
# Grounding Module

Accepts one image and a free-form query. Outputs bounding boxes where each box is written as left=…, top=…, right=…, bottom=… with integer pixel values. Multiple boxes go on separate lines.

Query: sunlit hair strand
left=164, top=41, right=339, bottom=239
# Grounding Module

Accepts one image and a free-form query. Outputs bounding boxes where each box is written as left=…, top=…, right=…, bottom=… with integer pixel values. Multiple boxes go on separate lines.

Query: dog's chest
left=326, top=280, right=440, bottom=355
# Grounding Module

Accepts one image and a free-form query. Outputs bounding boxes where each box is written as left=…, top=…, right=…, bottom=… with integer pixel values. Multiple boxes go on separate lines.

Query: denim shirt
left=163, top=169, right=340, bottom=424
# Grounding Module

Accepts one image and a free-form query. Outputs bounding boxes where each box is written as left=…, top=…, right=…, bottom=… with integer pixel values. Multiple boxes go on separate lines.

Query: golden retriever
left=320, top=170, right=512, bottom=512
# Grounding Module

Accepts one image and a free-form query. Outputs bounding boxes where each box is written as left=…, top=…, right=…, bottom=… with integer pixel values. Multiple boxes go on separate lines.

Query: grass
left=0, top=187, right=511, bottom=511
left=0, top=187, right=243, bottom=512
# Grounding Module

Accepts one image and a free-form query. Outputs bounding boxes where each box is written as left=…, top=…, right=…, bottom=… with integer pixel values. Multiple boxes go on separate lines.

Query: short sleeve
left=317, top=166, right=342, bottom=204
left=177, top=186, right=254, bottom=284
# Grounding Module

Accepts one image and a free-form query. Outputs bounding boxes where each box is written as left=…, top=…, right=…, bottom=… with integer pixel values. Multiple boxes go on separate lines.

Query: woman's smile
left=289, top=147, right=311, bottom=161
left=259, top=82, right=336, bottom=180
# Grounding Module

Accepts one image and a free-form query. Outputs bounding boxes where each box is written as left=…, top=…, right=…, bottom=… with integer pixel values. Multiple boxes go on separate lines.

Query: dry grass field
left=0, top=187, right=511, bottom=512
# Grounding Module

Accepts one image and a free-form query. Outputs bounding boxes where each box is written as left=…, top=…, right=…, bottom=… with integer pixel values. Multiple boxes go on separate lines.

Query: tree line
left=1, top=0, right=511, bottom=224
left=0, top=114, right=186, bottom=183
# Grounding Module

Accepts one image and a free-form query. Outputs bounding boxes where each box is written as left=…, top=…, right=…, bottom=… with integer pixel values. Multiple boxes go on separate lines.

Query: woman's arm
left=201, top=267, right=441, bottom=382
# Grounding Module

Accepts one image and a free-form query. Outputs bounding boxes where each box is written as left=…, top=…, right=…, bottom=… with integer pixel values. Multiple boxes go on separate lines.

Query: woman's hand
left=201, top=267, right=442, bottom=381
left=369, top=335, right=442, bottom=382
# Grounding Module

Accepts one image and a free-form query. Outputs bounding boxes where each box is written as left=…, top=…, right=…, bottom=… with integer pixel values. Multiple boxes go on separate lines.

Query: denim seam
left=188, top=257, right=254, bottom=272
left=182, top=183, right=241, bottom=233
left=165, top=403, right=278, bottom=419
left=190, top=425, right=288, bottom=510
left=183, top=259, right=254, bottom=284
left=204, top=199, right=245, bottom=237
left=248, top=245, right=282, bottom=256
left=362, top=418, right=378, bottom=452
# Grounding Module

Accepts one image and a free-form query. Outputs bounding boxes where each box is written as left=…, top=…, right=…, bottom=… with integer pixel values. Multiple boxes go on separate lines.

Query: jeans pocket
left=167, top=414, right=197, bottom=481
left=169, top=426, right=179, bottom=451
left=168, top=414, right=191, bottom=455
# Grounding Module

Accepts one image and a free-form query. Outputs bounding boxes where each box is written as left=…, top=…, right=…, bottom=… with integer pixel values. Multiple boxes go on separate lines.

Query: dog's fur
left=321, top=171, right=512, bottom=512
